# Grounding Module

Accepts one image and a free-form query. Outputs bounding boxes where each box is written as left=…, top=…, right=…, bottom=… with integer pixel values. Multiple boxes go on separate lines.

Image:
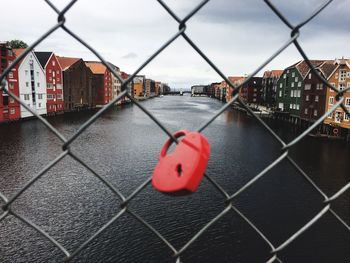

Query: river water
left=0, top=95, right=349, bottom=263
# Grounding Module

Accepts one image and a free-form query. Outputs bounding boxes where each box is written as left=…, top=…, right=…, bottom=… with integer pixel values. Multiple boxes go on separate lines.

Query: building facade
left=276, top=60, right=324, bottom=117
left=300, top=61, right=336, bottom=122
left=108, top=63, right=122, bottom=104
left=262, top=70, right=283, bottom=107
left=14, top=49, right=47, bottom=118
left=133, top=75, right=146, bottom=99
left=225, top=76, right=245, bottom=102
left=35, top=52, right=64, bottom=114
left=0, top=43, right=20, bottom=122
left=240, top=77, right=263, bottom=104
left=57, top=57, right=94, bottom=111
left=324, top=58, right=350, bottom=133
left=85, top=61, right=112, bottom=107
left=120, top=71, right=132, bottom=101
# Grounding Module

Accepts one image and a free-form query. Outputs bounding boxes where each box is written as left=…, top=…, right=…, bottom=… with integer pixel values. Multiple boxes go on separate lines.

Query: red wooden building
left=0, top=43, right=20, bottom=122
left=35, top=52, right=64, bottom=114
left=85, top=61, right=112, bottom=106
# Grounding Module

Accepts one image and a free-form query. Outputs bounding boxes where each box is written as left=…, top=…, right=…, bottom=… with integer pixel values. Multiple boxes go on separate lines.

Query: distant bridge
left=163, top=91, right=191, bottom=95
left=163, top=91, right=208, bottom=96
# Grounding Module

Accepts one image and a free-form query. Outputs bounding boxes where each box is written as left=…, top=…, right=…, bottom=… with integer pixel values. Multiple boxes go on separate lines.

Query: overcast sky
left=1, top=0, right=349, bottom=90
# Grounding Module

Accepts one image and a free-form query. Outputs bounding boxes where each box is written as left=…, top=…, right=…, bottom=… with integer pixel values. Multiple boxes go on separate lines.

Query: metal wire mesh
left=1, top=0, right=350, bottom=262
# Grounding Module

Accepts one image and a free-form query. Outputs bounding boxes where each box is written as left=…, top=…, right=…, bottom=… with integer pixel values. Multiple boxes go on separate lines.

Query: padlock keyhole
left=176, top=164, right=183, bottom=177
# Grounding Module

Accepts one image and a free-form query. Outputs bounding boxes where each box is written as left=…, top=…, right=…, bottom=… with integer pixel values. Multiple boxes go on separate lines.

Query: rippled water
left=0, top=95, right=349, bottom=263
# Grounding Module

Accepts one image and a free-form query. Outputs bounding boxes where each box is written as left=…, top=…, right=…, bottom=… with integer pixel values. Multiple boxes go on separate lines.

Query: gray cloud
left=121, top=52, right=138, bottom=59
left=0, top=0, right=348, bottom=90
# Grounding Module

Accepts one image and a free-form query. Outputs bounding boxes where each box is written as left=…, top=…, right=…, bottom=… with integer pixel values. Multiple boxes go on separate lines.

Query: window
left=53, top=71, right=55, bottom=77
left=8, top=72, right=13, bottom=78
left=52, top=61, right=56, bottom=66
left=305, top=84, right=311, bottom=90
left=345, top=113, right=350, bottom=121
left=315, top=95, right=319, bottom=102
left=38, top=103, right=41, bottom=108
left=292, top=72, right=295, bottom=77
left=306, top=95, right=309, bottom=101
left=314, top=110, right=318, bottom=116
left=57, top=94, right=63, bottom=99
left=10, top=98, right=14, bottom=103
left=36, top=71, right=39, bottom=77
left=304, top=108, right=308, bottom=114
left=329, top=97, right=334, bottom=105
left=26, top=82, right=29, bottom=87
left=308, top=73, right=312, bottom=79
left=49, top=69, right=52, bottom=73
left=283, top=74, right=286, bottom=79
left=291, top=90, right=294, bottom=97
left=47, top=94, right=53, bottom=99
left=339, top=83, right=345, bottom=91
left=37, top=82, right=40, bottom=87
left=296, top=104, right=300, bottom=110
left=57, top=84, right=62, bottom=89
left=290, top=104, right=293, bottom=109
left=298, top=81, right=302, bottom=87
left=25, top=70, right=28, bottom=75
left=280, top=83, right=283, bottom=88
left=345, top=98, right=350, bottom=106
left=57, top=70, right=60, bottom=74
left=339, top=70, right=347, bottom=82
left=10, top=108, right=15, bottom=114
left=24, top=94, right=30, bottom=100
left=295, top=77, right=299, bottom=82
left=328, top=112, right=333, bottom=119
left=296, top=90, right=301, bottom=97
left=291, top=82, right=295, bottom=88
left=9, top=83, right=14, bottom=89
left=38, top=94, right=43, bottom=99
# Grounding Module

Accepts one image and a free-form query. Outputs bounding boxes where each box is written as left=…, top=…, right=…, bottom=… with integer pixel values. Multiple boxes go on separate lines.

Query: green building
left=276, top=60, right=325, bottom=117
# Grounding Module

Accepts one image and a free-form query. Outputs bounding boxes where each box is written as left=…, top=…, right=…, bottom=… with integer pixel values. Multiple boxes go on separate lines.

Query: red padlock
left=152, top=130, right=210, bottom=195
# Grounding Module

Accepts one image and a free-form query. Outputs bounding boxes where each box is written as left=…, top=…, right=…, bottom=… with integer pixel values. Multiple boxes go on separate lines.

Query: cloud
left=0, top=0, right=348, bottom=90
left=121, top=52, right=138, bottom=59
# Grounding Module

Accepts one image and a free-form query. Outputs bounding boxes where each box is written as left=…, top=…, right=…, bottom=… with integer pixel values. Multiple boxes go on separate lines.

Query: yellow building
left=324, top=58, right=350, bottom=131
left=133, top=82, right=144, bottom=99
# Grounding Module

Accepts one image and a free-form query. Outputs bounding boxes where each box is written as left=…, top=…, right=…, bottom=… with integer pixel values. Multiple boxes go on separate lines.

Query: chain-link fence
left=1, top=0, right=350, bottom=262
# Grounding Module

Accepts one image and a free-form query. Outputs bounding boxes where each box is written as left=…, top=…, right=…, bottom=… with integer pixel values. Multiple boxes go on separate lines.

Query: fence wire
left=1, top=0, right=350, bottom=262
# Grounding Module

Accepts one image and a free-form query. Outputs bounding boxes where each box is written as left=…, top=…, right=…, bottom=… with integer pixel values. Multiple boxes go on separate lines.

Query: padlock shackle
left=160, top=130, right=189, bottom=158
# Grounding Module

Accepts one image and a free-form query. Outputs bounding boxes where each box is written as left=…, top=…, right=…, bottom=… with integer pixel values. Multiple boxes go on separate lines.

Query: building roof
left=120, top=71, right=129, bottom=80
left=34, top=52, right=53, bottom=68
left=287, top=60, right=327, bottom=79
left=13, top=48, right=25, bottom=57
left=85, top=61, right=107, bottom=74
left=56, top=56, right=81, bottom=71
left=318, top=61, right=338, bottom=79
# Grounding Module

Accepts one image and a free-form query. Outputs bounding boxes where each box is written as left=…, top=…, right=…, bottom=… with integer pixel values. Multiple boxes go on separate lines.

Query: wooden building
left=276, top=60, right=325, bottom=117
left=85, top=61, right=113, bottom=107
left=14, top=49, right=47, bottom=118
left=240, top=77, right=263, bottom=104
left=300, top=61, right=336, bottom=122
left=35, top=52, right=64, bottom=114
left=57, top=57, right=94, bottom=111
left=324, top=58, right=350, bottom=136
left=262, top=70, right=283, bottom=108
left=0, top=43, right=20, bottom=122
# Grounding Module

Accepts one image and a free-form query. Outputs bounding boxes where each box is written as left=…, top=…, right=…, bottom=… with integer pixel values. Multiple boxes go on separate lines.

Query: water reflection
left=0, top=95, right=349, bottom=263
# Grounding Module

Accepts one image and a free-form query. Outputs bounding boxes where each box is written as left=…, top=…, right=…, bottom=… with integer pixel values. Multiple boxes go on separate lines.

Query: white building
left=14, top=49, right=47, bottom=118
left=107, top=62, right=122, bottom=104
